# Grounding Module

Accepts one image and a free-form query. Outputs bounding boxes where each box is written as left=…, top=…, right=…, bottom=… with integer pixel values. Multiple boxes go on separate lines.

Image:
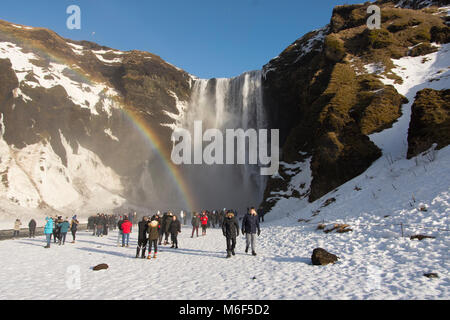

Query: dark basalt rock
left=410, top=235, right=436, bottom=240
left=93, top=264, right=109, bottom=271
left=407, top=89, right=450, bottom=159
left=423, top=272, right=439, bottom=278
left=311, top=248, right=339, bottom=266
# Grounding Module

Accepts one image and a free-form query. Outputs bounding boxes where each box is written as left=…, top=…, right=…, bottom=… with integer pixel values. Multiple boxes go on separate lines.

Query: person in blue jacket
left=241, top=207, right=261, bottom=256
left=44, top=217, right=53, bottom=249
left=58, top=218, right=71, bottom=245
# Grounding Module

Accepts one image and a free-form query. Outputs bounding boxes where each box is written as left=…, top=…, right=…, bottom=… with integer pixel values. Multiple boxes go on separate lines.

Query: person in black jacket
left=169, top=215, right=181, bottom=249
left=28, top=219, right=37, bottom=238
left=117, top=216, right=124, bottom=247
left=241, top=207, right=261, bottom=256
left=87, top=216, right=94, bottom=232
left=102, top=214, right=109, bottom=236
left=136, top=216, right=149, bottom=258
left=257, top=206, right=265, bottom=223
left=191, top=212, right=200, bottom=238
left=222, top=211, right=240, bottom=258
left=70, top=215, right=79, bottom=243
left=163, top=212, right=173, bottom=245
left=54, top=216, right=63, bottom=243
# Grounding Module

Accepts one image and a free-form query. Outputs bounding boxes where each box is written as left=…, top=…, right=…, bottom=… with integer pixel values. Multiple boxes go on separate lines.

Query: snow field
left=0, top=214, right=447, bottom=300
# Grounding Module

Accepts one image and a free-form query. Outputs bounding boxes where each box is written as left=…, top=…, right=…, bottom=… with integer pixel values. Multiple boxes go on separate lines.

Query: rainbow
left=121, top=108, right=196, bottom=212
left=0, top=21, right=196, bottom=212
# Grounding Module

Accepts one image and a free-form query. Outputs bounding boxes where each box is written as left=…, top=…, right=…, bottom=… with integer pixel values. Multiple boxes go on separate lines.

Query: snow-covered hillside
left=0, top=132, right=125, bottom=229
left=268, top=39, right=450, bottom=223
left=370, top=43, right=450, bottom=159
left=0, top=19, right=195, bottom=223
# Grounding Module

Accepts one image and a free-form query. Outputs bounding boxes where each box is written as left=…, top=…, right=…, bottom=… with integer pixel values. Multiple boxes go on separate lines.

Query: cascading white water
left=179, top=70, right=267, bottom=214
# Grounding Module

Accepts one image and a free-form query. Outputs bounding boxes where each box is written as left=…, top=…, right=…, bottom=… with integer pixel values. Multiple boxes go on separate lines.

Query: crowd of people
left=12, top=216, right=79, bottom=243
left=43, top=215, right=79, bottom=248
left=129, top=207, right=264, bottom=259
left=10, top=206, right=266, bottom=259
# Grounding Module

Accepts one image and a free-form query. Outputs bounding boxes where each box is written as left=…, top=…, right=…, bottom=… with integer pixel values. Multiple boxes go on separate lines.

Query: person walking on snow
left=117, top=216, right=124, bottom=246
left=54, top=216, right=63, bottom=243
left=153, top=212, right=163, bottom=245
left=102, top=214, right=108, bottom=236
left=28, top=219, right=36, bottom=238
left=121, top=216, right=132, bottom=247
left=222, top=211, right=240, bottom=258
left=163, top=212, right=173, bottom=245
left=136, top=216, right=149, bottom=258
left=169, top=215, right=181, bottom=248
left=70, top=215, right=79, bottom=243
left=242, top=207, right=261, bottom=256
left=147, top=218, right=160, bottom=259
left=13, top=218, right=22, bottom=239
left=92, top=213, right=100, bottom=236
left=43, top=217, right=53, bottom=248
left=96, top=216, right=104, bottom=237
left=191, top=212, right=200, bottom=238
left=257, top=206, right=265, bottom=223
left=87, top=215, right=94, bottom=232
left=58, top=218, right=70, bottom=245
left=200, top=211, right=208, bottom=236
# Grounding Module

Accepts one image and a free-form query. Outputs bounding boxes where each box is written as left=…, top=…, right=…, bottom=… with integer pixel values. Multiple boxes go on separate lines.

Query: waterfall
left=179, top=70, right=267, bottom=214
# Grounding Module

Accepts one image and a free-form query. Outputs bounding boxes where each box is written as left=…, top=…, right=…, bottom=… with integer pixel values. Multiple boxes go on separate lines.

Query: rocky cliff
left=0, top=20, right=192, bottom=219
left=261, top=0, right=450, bottom=212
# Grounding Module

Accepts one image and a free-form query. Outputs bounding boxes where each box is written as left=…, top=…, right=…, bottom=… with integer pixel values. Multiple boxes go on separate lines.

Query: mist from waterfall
left=179, top=70, right=268, bottom=214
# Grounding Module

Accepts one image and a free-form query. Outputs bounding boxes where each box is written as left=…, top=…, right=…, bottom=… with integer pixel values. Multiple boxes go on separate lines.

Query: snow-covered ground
left=0, top=214, right=447, bottom=300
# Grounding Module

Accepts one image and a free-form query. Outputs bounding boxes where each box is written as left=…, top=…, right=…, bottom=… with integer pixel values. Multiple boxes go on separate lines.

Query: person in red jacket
left=200, top=211, right=208, bottom=236
left=121, top=216, right=132, bottom=247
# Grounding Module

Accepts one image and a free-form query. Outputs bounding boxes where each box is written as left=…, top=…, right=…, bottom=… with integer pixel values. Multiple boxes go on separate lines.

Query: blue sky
left=1, top=0, right=364, bottom=78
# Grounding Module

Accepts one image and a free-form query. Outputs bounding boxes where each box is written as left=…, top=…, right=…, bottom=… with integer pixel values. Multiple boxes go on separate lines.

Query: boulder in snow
left=423, top=273, right=439, bottom=279
left=410, top=235, right=436, bottom=241
left=322, top=223, right=352, bottom=234
left=316, top=224, right=326, bottom=230
left=321, top=197, right=336, bottom=208
left=311, top=248, right=338, bottom=266
left=93, top=263, right=109, bottom=271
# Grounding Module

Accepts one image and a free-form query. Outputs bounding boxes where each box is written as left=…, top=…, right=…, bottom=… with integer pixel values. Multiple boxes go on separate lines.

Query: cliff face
left=407, top=88, right=450, bottom=158
left=0, top=20, right=192, bottom=215
left=261, top=0, right=449, bottom=212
